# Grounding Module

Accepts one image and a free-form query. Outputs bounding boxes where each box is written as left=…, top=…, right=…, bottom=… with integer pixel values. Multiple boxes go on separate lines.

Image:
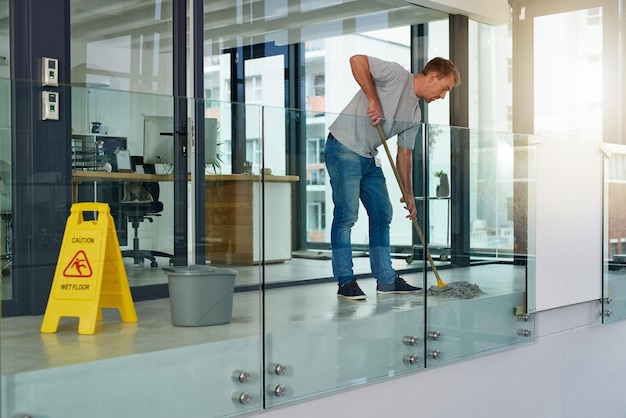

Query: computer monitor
left=142, top=114, right=218, bottom=165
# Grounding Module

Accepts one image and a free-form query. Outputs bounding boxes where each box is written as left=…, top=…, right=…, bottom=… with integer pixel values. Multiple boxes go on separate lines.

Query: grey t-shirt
left=328, top=56, right=421, bottom=158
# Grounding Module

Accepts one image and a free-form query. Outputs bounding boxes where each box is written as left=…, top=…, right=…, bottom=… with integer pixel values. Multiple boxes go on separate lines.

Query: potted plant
left=206, top=142, right=224, bottom=174
left=206, top=123, right=223, bottom=174
left=434, top=170, right=449, bottom=197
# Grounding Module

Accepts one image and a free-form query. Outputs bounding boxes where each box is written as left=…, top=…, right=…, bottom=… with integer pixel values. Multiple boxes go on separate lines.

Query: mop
left=375, top=124, right=485, bottom=299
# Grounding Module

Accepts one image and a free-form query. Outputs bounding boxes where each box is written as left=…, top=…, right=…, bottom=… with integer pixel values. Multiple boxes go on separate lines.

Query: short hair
left=421, top=57, right=461, bottom=86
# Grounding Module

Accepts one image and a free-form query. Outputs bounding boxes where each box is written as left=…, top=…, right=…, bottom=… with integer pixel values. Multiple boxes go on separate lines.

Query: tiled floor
left=1, top=256, right=524, bottom=376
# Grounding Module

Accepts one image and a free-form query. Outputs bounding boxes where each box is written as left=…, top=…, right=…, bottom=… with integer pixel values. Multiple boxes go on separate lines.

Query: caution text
left=72, top=237, right=95, bottom=244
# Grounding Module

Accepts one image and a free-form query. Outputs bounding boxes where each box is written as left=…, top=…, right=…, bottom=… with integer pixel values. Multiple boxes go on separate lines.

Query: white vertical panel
left=533, top=137, right=603, bottom=311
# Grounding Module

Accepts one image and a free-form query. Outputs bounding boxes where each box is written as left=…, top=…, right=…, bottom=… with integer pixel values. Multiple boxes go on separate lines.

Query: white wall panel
left=532, top=137, right=603, bottom=311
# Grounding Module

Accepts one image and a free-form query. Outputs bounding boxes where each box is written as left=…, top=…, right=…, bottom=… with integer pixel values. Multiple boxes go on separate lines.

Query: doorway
left=227, top=43, right=289, bottom=175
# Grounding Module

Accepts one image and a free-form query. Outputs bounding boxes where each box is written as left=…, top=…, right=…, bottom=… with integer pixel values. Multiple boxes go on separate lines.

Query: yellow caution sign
left=41, top=202, right=137, bottom=335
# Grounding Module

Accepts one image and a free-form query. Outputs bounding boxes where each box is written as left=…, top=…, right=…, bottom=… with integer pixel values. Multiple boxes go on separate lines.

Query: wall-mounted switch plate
left=42, top=57, right=59, bottom=86
left=42, top=91, right=59, bottom=120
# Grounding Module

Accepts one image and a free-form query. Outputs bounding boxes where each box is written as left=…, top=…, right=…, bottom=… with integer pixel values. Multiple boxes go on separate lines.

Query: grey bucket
left=164, top=265, right=238, bottom=326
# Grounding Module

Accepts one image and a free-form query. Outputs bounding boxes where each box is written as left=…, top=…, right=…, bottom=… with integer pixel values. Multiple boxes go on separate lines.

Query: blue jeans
left=325, top=136, right=396, bottom=286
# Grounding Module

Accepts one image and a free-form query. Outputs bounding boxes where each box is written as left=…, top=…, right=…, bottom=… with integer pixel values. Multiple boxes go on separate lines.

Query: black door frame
left=226, top=42, right=307, bottom=253
left=6, top=0, right=72, bottom=316
left=227, top=42, right=291, bottom=175
left=4, top=0, right=193, bottom=316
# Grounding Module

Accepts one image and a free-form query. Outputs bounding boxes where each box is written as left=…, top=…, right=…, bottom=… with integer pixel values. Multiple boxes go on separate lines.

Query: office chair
left=0, top=160, right=11, bottom=276
left=1, top=213, right=11, bottom=276
left=119, top=156, right=174, bottom=268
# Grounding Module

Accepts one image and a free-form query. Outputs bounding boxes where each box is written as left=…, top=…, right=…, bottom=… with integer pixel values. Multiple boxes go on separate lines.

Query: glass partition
left=1, top=93, right=264, bottom=418
left=425, top=125, right=535, bottom=367
left=1, top=92, right=538, bottom=416
left=260, top=108, right=536, bottom=404
left=263, top=107, right=427, bottom=407
left=602, top=143, right=626, bottom=322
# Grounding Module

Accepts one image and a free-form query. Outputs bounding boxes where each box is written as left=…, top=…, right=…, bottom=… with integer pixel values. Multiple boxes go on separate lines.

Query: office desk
left=204, top=174, right=299, bottom=265
left=72, top=171, right=174, bottom=206
left=72, top=172, right=299, bottom=265
left=72, top=170, right=173, bottom=183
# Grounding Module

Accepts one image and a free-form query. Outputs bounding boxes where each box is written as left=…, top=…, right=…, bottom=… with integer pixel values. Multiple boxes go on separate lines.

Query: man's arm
left=396, top=146, right=416, bottom=219
left=349, top=55, right=383, bottom=125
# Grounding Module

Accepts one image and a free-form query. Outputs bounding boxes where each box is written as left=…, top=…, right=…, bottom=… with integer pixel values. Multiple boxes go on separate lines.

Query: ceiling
left=68, top=0, right=447, bottom=53
left=0, top=0, right=447, bottom=75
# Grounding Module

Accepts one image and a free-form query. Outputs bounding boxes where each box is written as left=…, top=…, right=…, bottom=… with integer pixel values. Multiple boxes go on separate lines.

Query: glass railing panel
left=2, top=82, right=543, bottom=416
left=193, top=100, right=265, bottom=416
left=602, top=143, right=626, bottom=322
left=1, top=91, right=263, bottom=418
left=425, top=125, right=535, bottom=367
left=262, top=107, right=426, bottom=407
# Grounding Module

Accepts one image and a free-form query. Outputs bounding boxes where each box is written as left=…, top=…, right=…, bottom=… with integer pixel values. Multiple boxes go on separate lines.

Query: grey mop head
left=428, top=281, right=486, bottom=299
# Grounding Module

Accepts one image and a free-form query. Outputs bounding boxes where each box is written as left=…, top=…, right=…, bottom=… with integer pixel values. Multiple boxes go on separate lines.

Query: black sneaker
left=337, top=280, right=367, bottom=300
left=376, top=277, right=422, bottom=294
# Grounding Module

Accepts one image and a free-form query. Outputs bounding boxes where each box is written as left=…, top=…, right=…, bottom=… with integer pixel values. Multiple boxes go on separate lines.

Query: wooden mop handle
left=375, top=124, right=446, bottom=287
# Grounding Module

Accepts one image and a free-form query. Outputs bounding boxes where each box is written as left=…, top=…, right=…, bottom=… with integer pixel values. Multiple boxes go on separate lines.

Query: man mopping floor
left=325, top=54, right=461, bottom=300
